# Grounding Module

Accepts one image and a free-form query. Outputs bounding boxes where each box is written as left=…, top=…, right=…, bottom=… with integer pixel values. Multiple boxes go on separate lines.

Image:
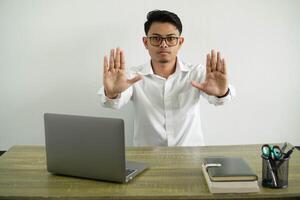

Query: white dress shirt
left=98, top=58, right=235, bottom=146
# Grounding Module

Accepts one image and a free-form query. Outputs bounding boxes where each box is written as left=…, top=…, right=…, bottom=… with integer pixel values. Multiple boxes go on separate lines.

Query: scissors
left=261, top=144, right=282, bottom=187
left=261, top=144, right=283, bottom=161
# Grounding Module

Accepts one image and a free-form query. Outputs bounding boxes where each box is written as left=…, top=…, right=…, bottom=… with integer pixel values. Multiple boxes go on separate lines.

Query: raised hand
left=191, top=49, right=228, bottom=97
left=103, top=48, right=142, bottom=99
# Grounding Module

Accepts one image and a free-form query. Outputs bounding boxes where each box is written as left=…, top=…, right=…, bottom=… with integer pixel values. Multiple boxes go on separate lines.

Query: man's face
left=143, top=22, right=184, bottom=64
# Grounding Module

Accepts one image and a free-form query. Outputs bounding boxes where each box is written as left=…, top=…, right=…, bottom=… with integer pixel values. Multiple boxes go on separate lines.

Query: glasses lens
left=150, top=37, right=161, bottom=46
left=166, top=37, right=178, bottom=46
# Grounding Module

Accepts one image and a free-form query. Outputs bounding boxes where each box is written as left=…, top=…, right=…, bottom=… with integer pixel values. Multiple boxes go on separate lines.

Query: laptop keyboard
left=126, top=168, right=137, bottom=177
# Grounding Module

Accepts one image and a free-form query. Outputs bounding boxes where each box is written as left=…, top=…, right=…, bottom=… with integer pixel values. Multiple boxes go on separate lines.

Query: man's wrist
left=217, top=88, right=230, bottom=98
left=104, top=89, right=119, bottom=99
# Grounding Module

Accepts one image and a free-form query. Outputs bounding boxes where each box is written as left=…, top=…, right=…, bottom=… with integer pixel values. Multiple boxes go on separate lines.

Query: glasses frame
left=147, top=35, right=180, bottom=47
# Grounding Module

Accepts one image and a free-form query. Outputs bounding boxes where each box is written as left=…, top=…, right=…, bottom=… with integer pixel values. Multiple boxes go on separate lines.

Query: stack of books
left=202, top=157, right=260, bottom=193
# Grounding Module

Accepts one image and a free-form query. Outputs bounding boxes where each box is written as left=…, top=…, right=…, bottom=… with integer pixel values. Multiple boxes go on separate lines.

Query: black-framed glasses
left=148, top=36, right=179, bottom=47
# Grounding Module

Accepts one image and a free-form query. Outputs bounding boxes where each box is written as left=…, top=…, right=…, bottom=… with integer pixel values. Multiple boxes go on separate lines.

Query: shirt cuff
left=213, top=84, right=236, bottom=105
left=98, top=87, right=122, bottom=107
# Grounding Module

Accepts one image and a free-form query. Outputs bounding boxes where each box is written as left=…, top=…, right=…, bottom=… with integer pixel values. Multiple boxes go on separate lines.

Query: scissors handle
left=272, top=145, right=282, bottom=160
left=261, top=144, right=271, bottom=158
left=261, top=144, right=282, bottom=160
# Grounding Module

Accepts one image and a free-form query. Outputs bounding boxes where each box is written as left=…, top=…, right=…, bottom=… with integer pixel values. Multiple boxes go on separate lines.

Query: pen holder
left=262, top=156, right=289, bottom=188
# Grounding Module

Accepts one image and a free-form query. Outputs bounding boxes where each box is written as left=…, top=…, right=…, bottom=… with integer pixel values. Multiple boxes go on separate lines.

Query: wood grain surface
left=0, top=144, right=299, bottom=199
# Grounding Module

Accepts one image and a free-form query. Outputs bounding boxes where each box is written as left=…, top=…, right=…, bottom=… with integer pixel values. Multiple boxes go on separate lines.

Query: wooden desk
left=0, top=144, right=299, bottom=199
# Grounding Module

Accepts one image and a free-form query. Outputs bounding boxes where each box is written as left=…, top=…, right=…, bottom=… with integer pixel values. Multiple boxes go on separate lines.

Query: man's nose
left=159, top=39, right=168, bottom=48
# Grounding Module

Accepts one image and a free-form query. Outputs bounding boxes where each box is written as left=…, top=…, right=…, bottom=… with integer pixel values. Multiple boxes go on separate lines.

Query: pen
left=284, top=147, right=295, bottom=159
left=281, top=142, right=288, bottom=153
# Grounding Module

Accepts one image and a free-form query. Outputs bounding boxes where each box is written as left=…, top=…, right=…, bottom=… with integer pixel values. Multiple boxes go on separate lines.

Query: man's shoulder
left=179, top=59, right=205, bottom=73
left=128, top=64, right=145, bottom=73
left=126, top=61, right=151, bottom=75
left=126, top=59, right=205, bottom=75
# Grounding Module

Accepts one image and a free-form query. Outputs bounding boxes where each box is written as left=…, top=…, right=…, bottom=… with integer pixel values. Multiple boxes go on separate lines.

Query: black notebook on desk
left=203, top=157, right=258, bottom=182
left=202, top=157, right=259, bottom=193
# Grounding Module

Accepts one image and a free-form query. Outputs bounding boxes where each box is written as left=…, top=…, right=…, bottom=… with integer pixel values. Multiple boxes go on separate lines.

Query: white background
left=1, top=0, right=299, bottom=150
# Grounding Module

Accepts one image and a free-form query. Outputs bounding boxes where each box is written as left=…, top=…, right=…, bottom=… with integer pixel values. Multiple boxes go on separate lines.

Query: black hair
left=144, top=10, right=182, bottom=35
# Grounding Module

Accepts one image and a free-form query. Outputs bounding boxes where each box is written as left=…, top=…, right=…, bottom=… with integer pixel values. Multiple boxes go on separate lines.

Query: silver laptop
left=44, top=113, right=148, bottom=183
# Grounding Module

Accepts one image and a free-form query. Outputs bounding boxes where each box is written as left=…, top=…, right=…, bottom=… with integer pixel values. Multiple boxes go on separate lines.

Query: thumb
left=191, top=80, right=205, bottom=91
left=127, top=74, right=143, bottom=85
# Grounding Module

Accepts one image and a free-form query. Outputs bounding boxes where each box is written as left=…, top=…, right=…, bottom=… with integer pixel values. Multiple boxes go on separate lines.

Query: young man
left=99, top=10, right=235, bottom=146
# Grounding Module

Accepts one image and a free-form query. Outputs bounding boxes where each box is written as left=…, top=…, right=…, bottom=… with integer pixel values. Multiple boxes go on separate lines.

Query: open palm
left=103, top=48, right=142, bottom=98
left=192, top=50, right=228, bottom=97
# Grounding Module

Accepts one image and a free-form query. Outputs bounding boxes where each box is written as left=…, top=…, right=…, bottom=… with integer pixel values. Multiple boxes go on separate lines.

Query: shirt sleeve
left=201, top=84, right=236, bottom=106
left=98, top=86, right=133, bottom=110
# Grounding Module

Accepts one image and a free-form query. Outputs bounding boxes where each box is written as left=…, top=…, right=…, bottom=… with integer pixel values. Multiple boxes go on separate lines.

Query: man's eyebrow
left=150, top=33, right=178, bottom=36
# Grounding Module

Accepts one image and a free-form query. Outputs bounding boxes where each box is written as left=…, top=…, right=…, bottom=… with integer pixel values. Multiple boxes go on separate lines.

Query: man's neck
left=151, top=58, right=177, bottom=79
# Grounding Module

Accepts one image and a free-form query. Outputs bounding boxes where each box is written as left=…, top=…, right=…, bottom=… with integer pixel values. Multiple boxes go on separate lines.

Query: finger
left=120, top=49, right=125, bottom=69
left=206, top=53, right=211, bottom=73
left=109, top=49, right=115, bottom=70
left=211, top=49, right=217, bottom=71
left=191, top=80, right=205, bottom=91
left=127, top=74, right=143, bottom=85
left=104, top=55, right=109, bottom=74
left=216, top=51, right=222, bottom=71
left=222, top=58, right=227, bottom=74
left=114, top=47, right=120, bottom=69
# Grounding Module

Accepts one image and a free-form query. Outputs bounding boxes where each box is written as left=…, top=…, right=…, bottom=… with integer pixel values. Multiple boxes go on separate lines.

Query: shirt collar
left=176, top=58, right=191, bottom=72
left=139, top=57, right=190, bottom=76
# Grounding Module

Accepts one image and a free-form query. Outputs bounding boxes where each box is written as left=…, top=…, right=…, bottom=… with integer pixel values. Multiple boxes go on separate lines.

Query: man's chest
left=133, top=74, right=200, bottom=111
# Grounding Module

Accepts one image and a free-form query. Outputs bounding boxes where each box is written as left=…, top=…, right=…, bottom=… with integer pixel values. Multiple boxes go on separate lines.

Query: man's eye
left=152, top=37, right=161, bottom=41
left=167, top=37, right=176, bottom=41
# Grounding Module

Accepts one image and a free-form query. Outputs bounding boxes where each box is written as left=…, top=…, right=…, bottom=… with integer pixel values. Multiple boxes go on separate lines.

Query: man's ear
left=179, top=36, right=184, bottom=47
left=143, top=37, right=149, bottom=49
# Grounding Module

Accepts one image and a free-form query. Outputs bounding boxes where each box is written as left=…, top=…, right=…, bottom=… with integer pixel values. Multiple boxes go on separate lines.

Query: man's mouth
left=158, top=51, right=170, bottom=54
